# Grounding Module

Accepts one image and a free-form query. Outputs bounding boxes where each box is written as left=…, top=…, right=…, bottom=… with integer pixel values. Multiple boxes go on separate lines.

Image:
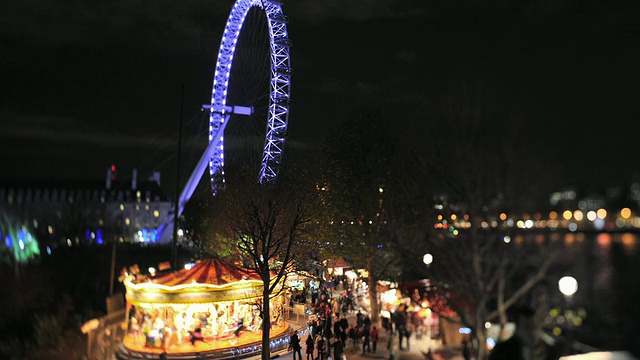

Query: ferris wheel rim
left=208, top=0, right=291, bottom=194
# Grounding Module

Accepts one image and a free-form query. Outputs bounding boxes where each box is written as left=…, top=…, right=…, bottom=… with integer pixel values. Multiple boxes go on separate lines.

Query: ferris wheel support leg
left=162, top=118, right=228, bottom=235
left=173, top=105, right=252, bottom=219
left=175, top=114, right=230, bottom=220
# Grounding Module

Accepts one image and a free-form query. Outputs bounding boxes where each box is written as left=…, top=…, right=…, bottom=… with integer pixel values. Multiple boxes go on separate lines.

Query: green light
left=1, top=212, right=40, bottom=264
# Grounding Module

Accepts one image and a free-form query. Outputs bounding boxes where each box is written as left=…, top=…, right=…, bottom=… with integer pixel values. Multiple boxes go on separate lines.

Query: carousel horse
left=189, top=327, right=205, bottom=346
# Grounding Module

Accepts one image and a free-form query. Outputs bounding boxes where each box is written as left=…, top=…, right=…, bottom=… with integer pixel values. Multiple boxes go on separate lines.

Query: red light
left=111, top=165, right=116, bottom=171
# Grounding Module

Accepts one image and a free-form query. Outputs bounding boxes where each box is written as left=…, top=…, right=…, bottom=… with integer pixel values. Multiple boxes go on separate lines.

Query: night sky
left=0, top=0, right=635, bottom=199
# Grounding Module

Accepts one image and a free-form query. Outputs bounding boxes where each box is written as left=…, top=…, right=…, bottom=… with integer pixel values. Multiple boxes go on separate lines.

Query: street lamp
left=423, top=253, right=433, bottom=266
left=558, top=276, right=579, bottom=351
left=558, top=276, right=578, bottom=297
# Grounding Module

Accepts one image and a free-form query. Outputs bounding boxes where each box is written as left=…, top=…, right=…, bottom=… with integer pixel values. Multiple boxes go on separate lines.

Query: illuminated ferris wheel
left=177, top=0, right=292, bottom=211
left=208, top=0, right=292, bottom=194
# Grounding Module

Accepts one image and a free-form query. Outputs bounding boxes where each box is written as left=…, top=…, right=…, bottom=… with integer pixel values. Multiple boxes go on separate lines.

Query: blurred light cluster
left=433, top=206, right=640, bottom=235
left=0, top=213, right=40, bottom=263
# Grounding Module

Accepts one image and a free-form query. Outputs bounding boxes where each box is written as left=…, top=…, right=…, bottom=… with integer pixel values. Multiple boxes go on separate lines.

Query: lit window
left=125, top=218, right=130, bottom=225
left=120, top=204, right=124, bottom=211
left=153, top=210, right=159, bottom=218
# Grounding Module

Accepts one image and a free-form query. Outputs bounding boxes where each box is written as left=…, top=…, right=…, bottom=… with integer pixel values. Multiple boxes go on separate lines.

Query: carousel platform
left=116, top=258, right=304, bottom=360
left=115, top=324, right=294, bottom=359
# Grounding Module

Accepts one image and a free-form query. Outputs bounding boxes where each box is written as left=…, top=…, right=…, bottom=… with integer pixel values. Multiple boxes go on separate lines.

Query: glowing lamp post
left=558, top=275, right=579, bottom=345
left=558, top=276, right=578, bottom=297
left=559, top=275, right=578, bottom=306
left=423, top=253, right=433, bottom=266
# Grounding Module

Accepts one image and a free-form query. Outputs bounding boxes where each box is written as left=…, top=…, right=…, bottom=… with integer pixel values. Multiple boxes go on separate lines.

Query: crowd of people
left=289, top=283, right=384, bottom=360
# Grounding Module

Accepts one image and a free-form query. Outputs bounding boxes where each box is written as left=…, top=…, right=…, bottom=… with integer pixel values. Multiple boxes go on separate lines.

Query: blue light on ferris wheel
left=5, top=235, right=13, bottom=248
left=96, top=229, right=104, bottom=245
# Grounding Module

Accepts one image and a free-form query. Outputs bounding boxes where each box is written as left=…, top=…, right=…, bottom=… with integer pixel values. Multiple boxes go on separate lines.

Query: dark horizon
left=0, top=0, right=636, bottom=201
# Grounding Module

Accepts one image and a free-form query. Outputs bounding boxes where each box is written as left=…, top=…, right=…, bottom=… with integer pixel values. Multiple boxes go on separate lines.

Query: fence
left=84, top=309, right=127, bottom=360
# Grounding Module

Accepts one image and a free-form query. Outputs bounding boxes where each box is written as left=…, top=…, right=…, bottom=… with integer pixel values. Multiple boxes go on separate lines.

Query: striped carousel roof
left=146, top=258, right=261, bottom=286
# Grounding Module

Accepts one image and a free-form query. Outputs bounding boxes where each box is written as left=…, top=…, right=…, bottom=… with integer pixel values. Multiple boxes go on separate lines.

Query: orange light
left=597, top=208, right=607, bottom=219
left=621, top=208, right=632, bottom=219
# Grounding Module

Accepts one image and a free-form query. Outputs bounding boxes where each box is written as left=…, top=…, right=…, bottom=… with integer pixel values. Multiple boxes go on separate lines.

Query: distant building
left=0, top=168, right=175, bottom=251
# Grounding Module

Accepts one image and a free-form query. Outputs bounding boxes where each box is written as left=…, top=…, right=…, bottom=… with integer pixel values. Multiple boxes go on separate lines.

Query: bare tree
left=200, top=167, right=318, bottom=360
left=416, top=78, right=561, bottom=358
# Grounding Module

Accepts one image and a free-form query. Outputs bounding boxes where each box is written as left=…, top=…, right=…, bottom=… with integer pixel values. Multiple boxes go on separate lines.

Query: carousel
left=116, top=258, right=291, bottom=359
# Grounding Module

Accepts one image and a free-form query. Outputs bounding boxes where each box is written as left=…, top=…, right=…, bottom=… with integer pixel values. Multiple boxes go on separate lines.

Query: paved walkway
left=275, top=290, right=467, bottom=360
left=279, top=319, right=464, bottom=360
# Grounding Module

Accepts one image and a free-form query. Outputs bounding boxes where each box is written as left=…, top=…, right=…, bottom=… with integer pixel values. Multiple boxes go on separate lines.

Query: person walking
left=404, top=322, right=413, bottom=350
left=290, top=330, right=303, bottom=360
left=347, top=325, right=357, bottom=350
left=387, top=328, right=395, bottom=360
left=331, top=336, right=344, bottom=360
left=306, top=334, right=315, bottom=360
left=462, top=339, right=472, bottom=360
left=316, top=335, right=326, bottom=360
left=333, top=315, right=344, bottom=343
left=370, top=326, right=379, bottom=353
left=362, top=316, right=371, bottom=354
left=339, top=314, right=349, bottom=342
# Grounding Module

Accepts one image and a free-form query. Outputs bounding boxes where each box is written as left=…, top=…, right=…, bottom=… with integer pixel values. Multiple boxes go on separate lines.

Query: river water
left=521, top=231, right=640, bottom=357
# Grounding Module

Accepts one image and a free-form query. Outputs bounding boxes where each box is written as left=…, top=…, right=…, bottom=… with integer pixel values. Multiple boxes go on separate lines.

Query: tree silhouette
left=199, top=165, right=318, bottom=360
left=317, top=111, right=431, bottom=323
left=417, top=78, right=560, bottom=358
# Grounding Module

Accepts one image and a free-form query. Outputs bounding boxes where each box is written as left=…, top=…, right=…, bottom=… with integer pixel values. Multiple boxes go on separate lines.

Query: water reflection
left=621, top=233, right=637, bottom=254
left=597, top=233, right=612, bottom=247
left=534, top=231, right=639, bottom=356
